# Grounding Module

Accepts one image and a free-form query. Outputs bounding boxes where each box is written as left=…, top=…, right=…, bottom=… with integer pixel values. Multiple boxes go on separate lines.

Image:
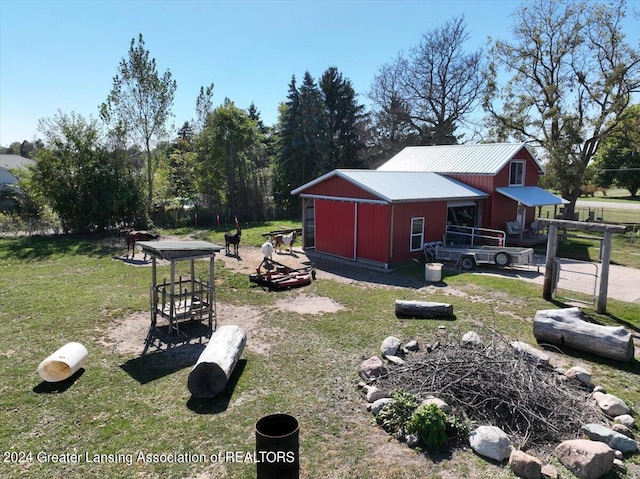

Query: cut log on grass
left=188, top=325, right=247, bottom=398
left=395, top=300, right=453, bottom=319
left=533, top=307, right=634, bottom=362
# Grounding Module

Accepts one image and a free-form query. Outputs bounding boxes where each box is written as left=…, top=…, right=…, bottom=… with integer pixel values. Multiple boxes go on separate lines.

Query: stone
left=371, top=397, right=394, bottom=416
left=469, top=425, right=512, bottom=461
left=405, top=339, right=419, bottom=351
left=406, top=434, right=420, bottom=448
left=385, top=354, right=405, bottom=365
left=461, top=331, right=483, bottom=348
left=420, top=396, right=452, bottom=414
left=565, top=366, right=593, bottom=386
left=555, top=439, right=615, bottom=479
left=613, top=458, right=626, bottom=473
left=614, top=414, right=635, bottom=428
left=611, top=423, right=634, bottom=438
left=582, top=423, right=639, bottom=454
left=359, top=356, right=387, bottom=380
left=364, top=385, right=388, bottom=403
left=541, top=464, right=558, bottom=478
left=595, top=393, right=631, bottom=417
left=510, top=341, right=550, bottom=365
left=508, top=449, right=542, bottom=479
left=380, top=336, right=402, bottom=357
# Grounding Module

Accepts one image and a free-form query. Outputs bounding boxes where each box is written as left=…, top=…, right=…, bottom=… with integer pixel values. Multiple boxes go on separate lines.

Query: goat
left=125, top=230, right=160, bottom=260
left=261, top=240, right=274, bottom=262
left=224, top=228, right=242, bottom=256
left=273, top=231, right=297, bottom=254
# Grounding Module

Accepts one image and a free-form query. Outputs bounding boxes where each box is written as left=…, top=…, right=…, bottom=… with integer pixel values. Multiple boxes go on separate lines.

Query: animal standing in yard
left=125, top=230, right=160, bottom=260
left=224, top=228, right=242, bottom=256
left=261, top=240, right=274, bottom=262
left=273, top=231, right=297, bottom=254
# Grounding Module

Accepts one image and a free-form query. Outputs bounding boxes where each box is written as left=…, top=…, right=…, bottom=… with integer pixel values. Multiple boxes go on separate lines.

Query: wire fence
left=539, top=203, right=640, bottom=226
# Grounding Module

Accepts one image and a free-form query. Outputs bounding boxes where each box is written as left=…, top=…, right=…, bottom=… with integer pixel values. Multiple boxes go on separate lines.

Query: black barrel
left=255, top=414, right=299, bottom=479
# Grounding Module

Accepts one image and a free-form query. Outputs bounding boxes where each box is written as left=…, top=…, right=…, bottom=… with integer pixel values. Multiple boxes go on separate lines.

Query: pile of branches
left=373, top=330, right=609, bottom=452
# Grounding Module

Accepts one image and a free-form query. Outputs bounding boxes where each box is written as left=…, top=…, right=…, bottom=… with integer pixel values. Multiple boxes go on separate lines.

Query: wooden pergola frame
left=536, top=219, right=627, bottom=313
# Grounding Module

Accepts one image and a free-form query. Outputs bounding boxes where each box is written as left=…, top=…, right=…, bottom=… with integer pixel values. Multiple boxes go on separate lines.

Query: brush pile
left=372, top=330, right=610, bottom=452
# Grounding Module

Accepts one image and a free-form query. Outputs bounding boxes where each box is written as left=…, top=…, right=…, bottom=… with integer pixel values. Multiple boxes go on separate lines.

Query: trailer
left=424, top=226, right=534, bottom=270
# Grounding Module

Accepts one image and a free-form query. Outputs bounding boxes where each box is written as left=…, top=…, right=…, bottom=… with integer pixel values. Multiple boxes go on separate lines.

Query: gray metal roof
left=496, top=186, right=568, bottom=207
left=292, top=169, right=488, bottom=203
left=0, top=154, right=36, bottom=170
left=137, top=240, right=224, bottom=261
left=377, top=143, right=544, bottom=174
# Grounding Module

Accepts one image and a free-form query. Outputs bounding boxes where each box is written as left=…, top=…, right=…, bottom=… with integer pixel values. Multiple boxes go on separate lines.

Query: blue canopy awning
left=496, top=186, right=568, bottom=207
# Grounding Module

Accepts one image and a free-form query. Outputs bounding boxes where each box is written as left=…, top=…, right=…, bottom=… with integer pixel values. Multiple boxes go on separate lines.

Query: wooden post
left=209, top=255, right=215, bottom=331
left=170, top=260, right=176, bottom=334
left=150, top=258, right=157, bottom=328
left=543, top=224, right=558, bottom=300
left=597, top=230, right=612, bottom=314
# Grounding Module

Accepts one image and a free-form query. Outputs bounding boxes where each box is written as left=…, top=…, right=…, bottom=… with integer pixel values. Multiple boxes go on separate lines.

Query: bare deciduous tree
left=369, top=16, right=485, bottom=151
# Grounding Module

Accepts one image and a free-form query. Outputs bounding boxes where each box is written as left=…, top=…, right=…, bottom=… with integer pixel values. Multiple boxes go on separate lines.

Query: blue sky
left=1, top=0, right=638, bottom=146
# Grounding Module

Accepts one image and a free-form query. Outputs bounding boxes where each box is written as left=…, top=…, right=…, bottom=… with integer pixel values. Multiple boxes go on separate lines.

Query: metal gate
left=553, top=258, right=599, bottom=305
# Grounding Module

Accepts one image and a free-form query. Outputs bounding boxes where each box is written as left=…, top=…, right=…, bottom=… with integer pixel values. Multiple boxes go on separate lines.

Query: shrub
left=407, top=404, right=448, bottom=448
left=374, top=389, right=421, bottom=435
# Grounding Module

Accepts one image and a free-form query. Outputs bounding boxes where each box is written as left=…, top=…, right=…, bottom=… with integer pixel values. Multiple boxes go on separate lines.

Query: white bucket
left=37, top=342, right=88, bottom=382
left=425, top=263, right=443, bottom=282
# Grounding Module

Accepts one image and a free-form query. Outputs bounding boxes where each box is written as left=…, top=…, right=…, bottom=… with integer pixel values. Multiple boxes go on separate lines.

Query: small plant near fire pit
left=407, top=403, right=450, bottom=449
left=374, top=389, right=421, bottom=435
left=375, top=389, right=467, bottom=449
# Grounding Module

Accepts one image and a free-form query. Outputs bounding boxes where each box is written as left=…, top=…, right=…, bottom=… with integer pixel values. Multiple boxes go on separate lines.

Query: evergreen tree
left=320, top=67, right=365, bottom=170
left=275, top=73, right=328, bottom=209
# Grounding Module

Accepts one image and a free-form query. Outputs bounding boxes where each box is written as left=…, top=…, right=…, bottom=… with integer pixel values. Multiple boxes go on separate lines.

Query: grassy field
left=0, top=227, right=638, bottom=479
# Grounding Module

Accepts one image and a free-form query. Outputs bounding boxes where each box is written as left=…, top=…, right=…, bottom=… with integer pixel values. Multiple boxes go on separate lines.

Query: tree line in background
left=1, top=0, right=638, bottom=234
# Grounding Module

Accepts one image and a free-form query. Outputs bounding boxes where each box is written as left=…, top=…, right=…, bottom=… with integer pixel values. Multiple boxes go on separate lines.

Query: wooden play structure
left=137, top=240, right=224, bottom=335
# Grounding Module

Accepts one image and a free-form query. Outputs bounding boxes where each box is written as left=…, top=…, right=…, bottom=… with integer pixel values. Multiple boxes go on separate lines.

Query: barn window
left=410, top=217, right=424, bottom=251
left=509, top=161, right=525, bottom=186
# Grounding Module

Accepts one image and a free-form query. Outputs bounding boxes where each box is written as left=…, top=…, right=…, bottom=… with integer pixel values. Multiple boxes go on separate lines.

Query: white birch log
left=533, top=307, right=634, bottom=362
left=395, top=300, right=453, bottom=318
left=188, top=325, right=246, bottom=398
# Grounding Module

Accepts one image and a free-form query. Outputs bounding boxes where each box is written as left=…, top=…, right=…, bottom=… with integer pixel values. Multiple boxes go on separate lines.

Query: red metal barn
left=291, top=143, right=567, bottom=268
left=291, top=170, right=488, bottom=267
left=377, top=143, right=567, bottom=240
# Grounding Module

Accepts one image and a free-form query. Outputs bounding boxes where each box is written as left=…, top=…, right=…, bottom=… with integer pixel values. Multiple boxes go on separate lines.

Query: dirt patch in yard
left=100, top=303, right=275, bottom=357
left=273, top=293, right=345, bottom=315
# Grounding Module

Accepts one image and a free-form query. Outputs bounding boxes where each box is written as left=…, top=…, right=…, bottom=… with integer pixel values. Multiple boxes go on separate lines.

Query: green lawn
left=0, top=230, right=638, bottom=479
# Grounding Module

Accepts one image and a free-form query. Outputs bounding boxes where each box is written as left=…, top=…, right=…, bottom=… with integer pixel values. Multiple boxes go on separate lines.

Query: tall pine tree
left=320, top=67, right=365, bottom=170
left=275, top=73, right=328, bottom=209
